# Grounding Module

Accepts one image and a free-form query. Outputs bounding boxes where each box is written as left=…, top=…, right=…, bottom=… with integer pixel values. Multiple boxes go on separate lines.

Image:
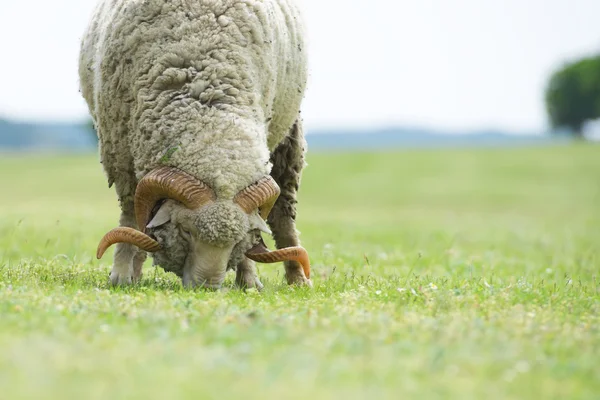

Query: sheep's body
left=80, top=0, right=307, bottom=199
left=79, top=0, right=309, bottom=287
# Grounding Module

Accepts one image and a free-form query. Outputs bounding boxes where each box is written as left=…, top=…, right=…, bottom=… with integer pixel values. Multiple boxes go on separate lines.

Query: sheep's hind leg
left=109, top=201, right=146, bottom=285
left=268, top=120, right=312, bottom=287
left=235, top=259, right=264, bottom=291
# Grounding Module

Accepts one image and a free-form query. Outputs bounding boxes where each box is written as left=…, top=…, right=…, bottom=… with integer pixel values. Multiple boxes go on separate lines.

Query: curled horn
left=234, top=176, right=280, bottom=219
left=97, top=227, right=161, bottom=259
left=96, top=167, right=214, bottom=259
left=135, top=167, right=216, bottom=232
left=245, top=238, right=311, bottom=279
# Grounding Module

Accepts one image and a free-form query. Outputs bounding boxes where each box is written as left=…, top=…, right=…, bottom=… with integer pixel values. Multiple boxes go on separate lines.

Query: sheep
left=78, top=0, right=312, bottom=290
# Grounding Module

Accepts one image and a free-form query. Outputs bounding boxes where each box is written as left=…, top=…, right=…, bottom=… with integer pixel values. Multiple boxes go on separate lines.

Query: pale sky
left=1, top=0, right=599, bottom=132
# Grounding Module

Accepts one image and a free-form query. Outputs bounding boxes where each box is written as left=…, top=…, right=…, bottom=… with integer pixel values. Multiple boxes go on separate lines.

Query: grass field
left=1, top=144, right=599, bottom=399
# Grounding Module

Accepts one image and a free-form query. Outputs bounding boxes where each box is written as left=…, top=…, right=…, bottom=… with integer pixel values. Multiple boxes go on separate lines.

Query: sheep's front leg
left=132, top=250, right=147, bottom=282
left=109, top=201, right=146, bottom=285
left=268, top=119, right=312, bottom=286
left=235, top=259, right=264, bottom=291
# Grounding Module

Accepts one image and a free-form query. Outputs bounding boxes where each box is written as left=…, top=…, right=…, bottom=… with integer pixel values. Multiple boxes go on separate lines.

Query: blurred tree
left=545, top=55, right=600, bottom=139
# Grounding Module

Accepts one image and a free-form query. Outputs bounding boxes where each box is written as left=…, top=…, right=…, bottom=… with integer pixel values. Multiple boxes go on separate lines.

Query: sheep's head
left=96, top=167, right=310, bottom=289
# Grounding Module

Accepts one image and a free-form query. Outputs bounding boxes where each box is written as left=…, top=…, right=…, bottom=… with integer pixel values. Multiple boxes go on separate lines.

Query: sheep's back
left=79, top=0, right=307, bottom=194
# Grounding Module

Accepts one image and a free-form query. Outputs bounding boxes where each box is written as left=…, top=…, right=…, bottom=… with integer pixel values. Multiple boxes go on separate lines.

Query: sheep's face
left=96, top=167, right=311, bottom=288
left=148, top=200, right=268, bottom=288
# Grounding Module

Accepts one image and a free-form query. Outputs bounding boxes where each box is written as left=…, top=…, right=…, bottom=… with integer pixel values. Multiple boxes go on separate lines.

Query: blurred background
left=2, top=0, right=600, bottom=151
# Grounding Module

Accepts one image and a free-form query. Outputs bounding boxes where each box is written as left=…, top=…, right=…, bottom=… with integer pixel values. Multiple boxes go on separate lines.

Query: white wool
left=79, top=0, right=308, bottom=200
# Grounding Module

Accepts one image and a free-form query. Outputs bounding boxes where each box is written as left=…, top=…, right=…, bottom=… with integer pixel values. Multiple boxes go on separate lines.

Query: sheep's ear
left=146, top=203, right=171, bottom=229
left=249, top=212, right=271, bottom=235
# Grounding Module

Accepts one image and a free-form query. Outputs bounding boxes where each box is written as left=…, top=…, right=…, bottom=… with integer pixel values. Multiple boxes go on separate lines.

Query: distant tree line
left=545, top=55, right=600, bottom=139
left=87, top=119, right=98, bottom=144
left=81, top=57, right=600, bottom=142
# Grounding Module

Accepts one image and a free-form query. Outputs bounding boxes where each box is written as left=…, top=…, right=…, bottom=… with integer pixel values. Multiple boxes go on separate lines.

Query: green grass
left=1, top=145, right=599, bottom=399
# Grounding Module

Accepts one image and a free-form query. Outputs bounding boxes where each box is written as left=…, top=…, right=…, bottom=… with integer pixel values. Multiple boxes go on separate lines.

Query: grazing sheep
left=79, top=0, right=311, bottom=289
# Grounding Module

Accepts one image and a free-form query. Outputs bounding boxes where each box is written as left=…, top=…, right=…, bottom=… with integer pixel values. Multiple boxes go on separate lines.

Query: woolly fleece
left=79, top=0, right=308, bottom=203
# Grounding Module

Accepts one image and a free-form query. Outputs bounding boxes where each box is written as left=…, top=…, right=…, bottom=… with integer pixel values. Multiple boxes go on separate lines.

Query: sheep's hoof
left=253, top=277, right=265, bottom=291
left=285, top=261, right=312, bottom=287
left=236, top=273, right=264, bottom=292
left=109, top=270, right=133, bottom=286
left=286, top=273, right=313, bottom=288
left=293, top=277, right=313, bottom=288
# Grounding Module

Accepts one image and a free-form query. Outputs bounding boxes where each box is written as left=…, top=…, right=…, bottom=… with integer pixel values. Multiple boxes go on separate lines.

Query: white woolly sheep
left=79, top=0, right=311, bottom=289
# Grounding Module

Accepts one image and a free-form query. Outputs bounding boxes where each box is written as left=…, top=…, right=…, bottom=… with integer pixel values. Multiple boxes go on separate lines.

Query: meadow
left=1, top=144, right=599, bottom=399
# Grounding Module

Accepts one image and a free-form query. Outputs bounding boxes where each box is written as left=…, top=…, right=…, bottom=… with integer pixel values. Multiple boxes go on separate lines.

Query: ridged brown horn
left=135, top=167, right=216, bottom=232
left=96, top=227, right=161, bottom=259
left=234, top=176, right=281, bottom=220
left=245, top=239, right=311, bottom=279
